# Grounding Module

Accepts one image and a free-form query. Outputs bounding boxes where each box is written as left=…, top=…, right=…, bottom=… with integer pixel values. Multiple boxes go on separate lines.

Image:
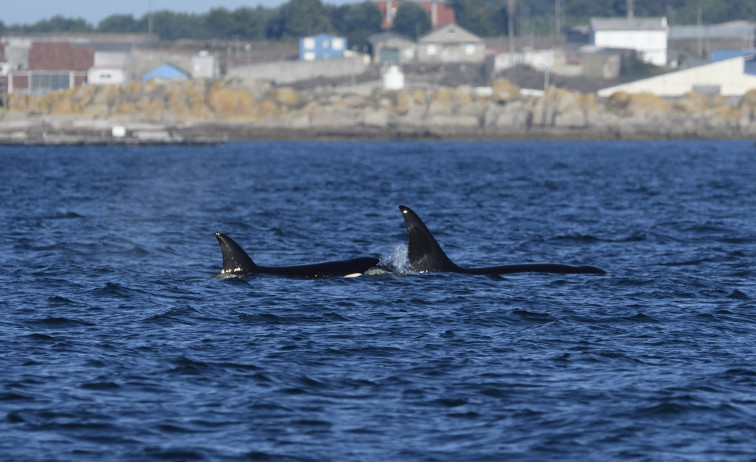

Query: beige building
left=368, top=32, right=416, bottom=64
left=598, top=52, right=756, bottom=97
left=416, top=24, right=485, bottom=64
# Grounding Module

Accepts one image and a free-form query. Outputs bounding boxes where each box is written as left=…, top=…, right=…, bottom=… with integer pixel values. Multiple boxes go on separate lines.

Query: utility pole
left=148, top=0, right=154, bottom=36
left=696, top=5, right=703, bottom=58
left=627, top=0, right=634, bottom=19
left=554, top=0, right=560, bottom=39
left=507, top=0, right=516, bottom=55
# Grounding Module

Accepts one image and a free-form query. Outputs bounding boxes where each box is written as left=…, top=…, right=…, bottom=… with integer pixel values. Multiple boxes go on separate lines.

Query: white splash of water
left=378, top=243, right=411, bottom=274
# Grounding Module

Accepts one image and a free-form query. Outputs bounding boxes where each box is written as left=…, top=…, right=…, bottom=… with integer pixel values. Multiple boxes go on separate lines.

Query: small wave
left=79, top=380, right=120, bottom=390
left=27, top=316, right=95, bottom=328
left=138, top=447, right=208, bottom=461
left=722, top=368, right=756, bottom=378
left=434, top=397, right=468, bottom=408
left=511, top=309, right=554, bottom=323
left=0, top=392, right=34, bottom=402
left=615, top=231, right=647, bottom=242
left=636, top=400, right=690, bottom=416
left=48, top=211, right=85, bottom=219
left=168, top=356, right=210, bottom=375
left=145, top=306, right=200, bottom=325
left=91, top=282, right=136, bottom=299
left=128, top=245, right=150, bottom=256
left=239, top=312, right=284, bottom=324
left=550, top=161, right=570, bottom=170
left=727, top=290, right=751, bottom=300
left=25, top=333, right=56, bottom=342
left=46, top=295, right=81, bottom=306
left=552, top=234, right=601, bottom=243
left=624, top=313, right=660, bottom=323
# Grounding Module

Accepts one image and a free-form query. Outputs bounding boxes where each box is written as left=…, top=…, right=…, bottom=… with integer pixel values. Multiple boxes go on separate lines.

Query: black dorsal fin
left=214, top=232, right=257, bottom=277
left=399, top=205, right=459, bottom=272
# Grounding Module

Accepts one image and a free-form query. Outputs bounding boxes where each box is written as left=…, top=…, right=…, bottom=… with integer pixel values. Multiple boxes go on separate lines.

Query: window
left=303, top=38, right=315, bottom=50
left=691, top=85, right=720, bottom=95
left=332, top=38, right=344, bottom=50
left=427, top=44, right=438, bottom=55
left=465, top=44, right=476, bottom=55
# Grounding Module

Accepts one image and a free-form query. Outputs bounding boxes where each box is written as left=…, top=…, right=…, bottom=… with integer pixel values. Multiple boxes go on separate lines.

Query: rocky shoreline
left=2, top=78, right=756, bottom=144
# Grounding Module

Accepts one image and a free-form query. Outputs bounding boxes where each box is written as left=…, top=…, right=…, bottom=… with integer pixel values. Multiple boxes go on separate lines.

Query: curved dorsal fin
left=399, top=205, right=458, bottom=272
left=214, top=232, right=257, bottom=277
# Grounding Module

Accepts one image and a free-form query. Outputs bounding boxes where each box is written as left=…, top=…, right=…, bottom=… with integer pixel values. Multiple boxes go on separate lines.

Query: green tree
left=393, top=2, right=431, bottom=39
left=98, top=14, right=142, bottom=33
left=448, top=0, right=509, bottom=37
left=204, top=8, right=235, bottom=39
left=150, top=11, right=206, bottom=40
left=233, top=7, right=272, bottom=40
left=328, top=5, right=350, bottom=34
left=28, top=15, right=93, bottom=33
left=267, top=0, right=333, bottom=40
left=674, top=0, right=756, bottom=24
left=334, top=2, right=382, bottom=50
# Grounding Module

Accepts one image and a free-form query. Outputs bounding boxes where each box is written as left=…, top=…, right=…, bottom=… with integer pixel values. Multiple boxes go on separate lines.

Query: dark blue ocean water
left=0, top=140, right=754, bottom=461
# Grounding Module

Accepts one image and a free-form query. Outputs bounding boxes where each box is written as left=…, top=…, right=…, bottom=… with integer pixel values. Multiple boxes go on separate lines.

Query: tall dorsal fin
left=214, top=232, right=257, bottom=277
left=399, top=205, right=458, bottom=272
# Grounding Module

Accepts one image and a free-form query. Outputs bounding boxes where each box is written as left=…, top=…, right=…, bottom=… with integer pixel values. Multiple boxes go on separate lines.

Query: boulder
left=491, top=79, right=522, bottom=103
left=428, top=87, right=456, bottom=115
left=49, top=98, right=80, bottom=115
left=208, top=86, right=256, bottom=119
left=276, top=87, right=300, bottom=107
left=626, top=92, right=671, bottom=117
left=394, top=89, right=411, bottom=115
left=673, top=91, right=708, bottom=114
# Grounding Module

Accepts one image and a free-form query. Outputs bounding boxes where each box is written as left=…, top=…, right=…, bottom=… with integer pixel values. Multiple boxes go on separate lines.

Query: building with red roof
left=9, top=41, right=94, bottom=94
left=375, top=1, right=456, bottom=30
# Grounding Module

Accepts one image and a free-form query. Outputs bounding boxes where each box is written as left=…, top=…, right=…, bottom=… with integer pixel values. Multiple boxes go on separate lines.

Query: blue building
left=299, top=34, right=347, bottom=61
left=141, top=63, right=190, bottom=81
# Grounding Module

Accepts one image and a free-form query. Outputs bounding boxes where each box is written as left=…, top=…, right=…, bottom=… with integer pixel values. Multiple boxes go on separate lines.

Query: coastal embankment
left=2, top=78, right=756, bottom=143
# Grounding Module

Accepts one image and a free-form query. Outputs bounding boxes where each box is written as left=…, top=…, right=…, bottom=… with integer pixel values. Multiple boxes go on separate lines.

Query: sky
left=3, top=0, right=356, bottom=26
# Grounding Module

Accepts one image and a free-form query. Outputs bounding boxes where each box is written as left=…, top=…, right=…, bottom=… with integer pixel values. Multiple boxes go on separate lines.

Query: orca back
left=398, top=206, right=606, bottom=276
left=214, top=233, right=379, bottom=279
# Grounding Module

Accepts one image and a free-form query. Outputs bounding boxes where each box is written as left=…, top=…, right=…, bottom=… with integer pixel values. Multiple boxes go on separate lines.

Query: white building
left=598, top=52, right=756, bottom=97
left=590, top=17, right=668, bottom=67
left=191, top=51, right=216, bottom=79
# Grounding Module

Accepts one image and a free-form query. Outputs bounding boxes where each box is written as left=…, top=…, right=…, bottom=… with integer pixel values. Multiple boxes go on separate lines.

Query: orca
left=399, top=205, right=606, bottom=275
left=214, top=232, right=380, bottom=279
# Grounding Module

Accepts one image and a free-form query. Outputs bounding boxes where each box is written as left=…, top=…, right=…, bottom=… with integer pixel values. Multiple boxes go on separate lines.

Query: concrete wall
left=228, top=56, right=367, bottom=85
left=489, top=48, right=620, bottom=79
